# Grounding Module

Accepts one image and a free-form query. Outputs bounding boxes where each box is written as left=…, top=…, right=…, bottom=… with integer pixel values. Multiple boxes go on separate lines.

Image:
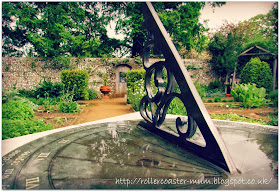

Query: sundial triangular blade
left=140, top=2, right=237, bottom=174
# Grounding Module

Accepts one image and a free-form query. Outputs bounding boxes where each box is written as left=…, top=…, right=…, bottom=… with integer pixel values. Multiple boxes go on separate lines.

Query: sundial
left=2, top=2, right=278, bottom=190
left=2, top=119, right=278, bottom=189
left=2, top=120, right=228, bottom=189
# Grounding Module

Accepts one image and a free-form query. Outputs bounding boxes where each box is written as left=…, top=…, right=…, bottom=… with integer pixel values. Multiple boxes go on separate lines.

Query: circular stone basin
left=2, top=119, right=278, bottom=189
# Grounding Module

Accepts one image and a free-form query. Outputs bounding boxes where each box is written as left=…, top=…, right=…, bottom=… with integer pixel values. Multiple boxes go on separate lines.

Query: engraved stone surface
left=2, top=119, right=277, bottom=189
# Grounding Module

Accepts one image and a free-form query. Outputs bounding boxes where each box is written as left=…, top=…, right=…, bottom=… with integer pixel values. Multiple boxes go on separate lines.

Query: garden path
left=74, top=98, right=135, bottom=124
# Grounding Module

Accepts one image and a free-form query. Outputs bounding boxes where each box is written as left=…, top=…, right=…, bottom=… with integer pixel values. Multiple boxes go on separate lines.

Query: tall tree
left=103, top=2, right=224, bottom=57
left=2, top=2, right=122, bottom=57
left=208, top=4, right=278, bottom=80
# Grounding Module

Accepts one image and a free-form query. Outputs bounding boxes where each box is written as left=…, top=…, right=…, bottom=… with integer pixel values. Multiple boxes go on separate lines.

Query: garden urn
left=100, top=85, right=111, bottom=99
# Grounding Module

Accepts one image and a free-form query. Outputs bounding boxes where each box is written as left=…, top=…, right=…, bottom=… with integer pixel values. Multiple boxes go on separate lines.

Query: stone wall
left=2, top=57, right=217, bottom=95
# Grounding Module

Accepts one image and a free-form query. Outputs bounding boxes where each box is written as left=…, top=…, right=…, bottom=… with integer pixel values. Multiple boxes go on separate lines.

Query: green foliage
left=42, top=94, right=59, bottom=112
left=157, top=2, right=207, bottom=53
left=240, top=7, right=278, bottom=55
left=127, top=79, right=146, bottom=111
left=186, top=65, right=199, bottom=70
left=103, top=77, right=108, bottom=86
left=59, top=93, right=80, bottom=113
left=194, top=82, right=206, bottom=98
left=18, top=89, right=36, bottom=98
left=2, top=2, right=121, bottom=57
left=210, top=113, right=266, bottom=125
left=268, top=90, right=278, bottom=107
left=208, top=80, right=223, bottom=90
left=208, top=99, right=214, bottom=103
left=105, top=2, right=211, bottom=57
left=230, top=83, right=271, bottom=108
left=3, top=101, right=34, bottom=120
left=209, top=6, right=278, bottom=79
left=88, top=89, right=98, bottom=100
left=34, top=80, right=63, bottom=98
left=205, top=80, right=224, bottom=97
left=61, top=70, right=89, bottom=100
left=2, top=119, right=54, bottom=139
left=2, top=89, right=38, bottom=110
left=267, top=111, right=278, bottom=126
left=126, top=69, right=146, bottom=87
left=214, top=96, right=222, bottom=102
left=50, top=56, right=70, bottom=69
left=166, top=97, right=187, bottom=116
left=208, top=29, right=242, bottom=78
left=2, top=89, right=21, bottom=103
left=134, top=56, right=142, bottom=65
left=240, top=57, right=273, bottom=91
left=2, top=100, right=54, bottom=139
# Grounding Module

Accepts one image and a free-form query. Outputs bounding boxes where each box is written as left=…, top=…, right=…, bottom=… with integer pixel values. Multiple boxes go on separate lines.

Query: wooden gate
left=115, top=64, right=131, bottom=97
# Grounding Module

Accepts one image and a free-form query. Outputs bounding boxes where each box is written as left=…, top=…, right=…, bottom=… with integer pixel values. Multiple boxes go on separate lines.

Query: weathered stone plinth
left=2, top=118, right=278, bottom=189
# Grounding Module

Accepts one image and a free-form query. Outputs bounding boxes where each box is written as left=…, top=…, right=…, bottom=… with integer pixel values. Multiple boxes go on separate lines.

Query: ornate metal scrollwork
left=140, top=2, right=237, bottom=174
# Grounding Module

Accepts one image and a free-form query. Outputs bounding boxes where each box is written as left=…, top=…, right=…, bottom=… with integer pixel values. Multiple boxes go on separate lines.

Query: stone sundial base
left=2, top=119, right=278, bottom=189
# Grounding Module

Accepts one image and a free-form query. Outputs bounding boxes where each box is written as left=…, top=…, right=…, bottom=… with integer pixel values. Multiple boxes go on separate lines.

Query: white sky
left=200, top=1, right=276, bottom=32
left=107, top=1, right=276, bottom=38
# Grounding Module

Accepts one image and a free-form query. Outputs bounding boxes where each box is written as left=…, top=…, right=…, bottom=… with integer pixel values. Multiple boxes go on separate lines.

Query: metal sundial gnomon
left=140, top=2, right=237, bottom=174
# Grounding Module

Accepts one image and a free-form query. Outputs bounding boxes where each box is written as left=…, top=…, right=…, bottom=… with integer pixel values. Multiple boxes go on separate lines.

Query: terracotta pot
left=226, top=94, right=231, bottom=97
left=100, top=85, right=111, bottom=99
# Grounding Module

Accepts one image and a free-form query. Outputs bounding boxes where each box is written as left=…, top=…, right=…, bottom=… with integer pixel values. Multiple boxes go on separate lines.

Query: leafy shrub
left=59, top=93, right=80, bottom=113
left=34, top=80, right=63, bottom=98
left=268, top=90, right=278, bottom=107
left=208, top=99, right=214, bottom=103
left=18, top=89, right=36, bottom=98
left=61, top=70, right=89, bottom=100
left=240, top=57, right=273, bottom=91
left=36, top=97, right=46, bottom=105
left=88, top=89, right=98, bottom=100
left=2, top=119, right=53, bottom=139
left=166, top=97, right=187, bottom=116
left=194, top=81, right=206, bottom=98
left=42, top=96, right=56, bottom=111
left=230, top=83, right=270, bottom=108
left=2, top=89, right=21, bottom=103
left=2, top=100, right=54, bottom=139
left=126, top=69, right=146, bottom=87
left=2, top=101, right=34, bottom=120
left=127, top=79, right=146, bottom=111
left=3, top=90, right=38, bottom=110
left=214, top=96, right=222, bottom=102
left=208, top=80, right=223, bottom=90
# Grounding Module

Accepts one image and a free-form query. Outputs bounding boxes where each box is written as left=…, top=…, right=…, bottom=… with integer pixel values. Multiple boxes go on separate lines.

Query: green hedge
left=61, top=70, right=89, bottom=100
left=126, top=69, right=146, bottom=87
left=240, top=57, right=273, bottom=91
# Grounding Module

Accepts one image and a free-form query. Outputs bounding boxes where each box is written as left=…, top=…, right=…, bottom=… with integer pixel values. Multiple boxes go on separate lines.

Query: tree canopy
left=102, top=2, right=225, bottom=57
left=3, top=2, right=226, bottom=58
left=2, top=2, right=122, bottom=57
left=208, top=2, right=278, bottom=80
